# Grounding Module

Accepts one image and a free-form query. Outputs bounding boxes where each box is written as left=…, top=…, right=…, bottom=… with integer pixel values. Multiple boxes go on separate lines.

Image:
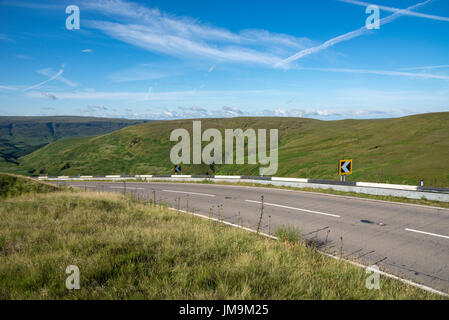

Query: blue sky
left=0, top=0, right=448, bottom=120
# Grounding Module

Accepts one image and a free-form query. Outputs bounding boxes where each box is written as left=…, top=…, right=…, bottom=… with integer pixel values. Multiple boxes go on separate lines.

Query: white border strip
left=357, top=181, right=418, bottom=191
left=215, top=175, right=241, bottom=179
left=272, top=177, right=309, bottom=183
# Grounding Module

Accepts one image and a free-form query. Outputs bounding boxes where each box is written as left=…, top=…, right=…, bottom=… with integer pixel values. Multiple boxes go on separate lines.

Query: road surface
left=57, top=181, right=449, bottom=294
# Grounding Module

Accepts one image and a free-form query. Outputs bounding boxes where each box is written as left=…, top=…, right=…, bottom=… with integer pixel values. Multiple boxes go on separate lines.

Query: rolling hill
left=0, top=116, right=149, bottom=173
left=15, top=112, right=449, bottom=187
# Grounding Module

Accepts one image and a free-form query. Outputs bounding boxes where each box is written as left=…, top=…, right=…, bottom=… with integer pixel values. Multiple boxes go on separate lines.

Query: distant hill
left=0, top=116, right=150, bottom=168
left=12, top=112, right=449, bottom=187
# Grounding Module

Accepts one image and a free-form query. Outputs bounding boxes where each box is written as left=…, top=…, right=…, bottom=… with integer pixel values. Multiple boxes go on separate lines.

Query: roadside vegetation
left=0, top=176, right=445, bottom=299
left=0, top=172, right=59, bottom=198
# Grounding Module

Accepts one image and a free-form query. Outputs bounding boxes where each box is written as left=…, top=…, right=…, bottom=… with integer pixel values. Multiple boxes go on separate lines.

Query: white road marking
left=168, top=206, right=448, bottom=297
left=245, top=200, right=340, bottom=218
left=405, top=228, right=449, bottom=240
left=110, top=187, right=144, bottom=190
left=162, top=189, right=216, bottom=197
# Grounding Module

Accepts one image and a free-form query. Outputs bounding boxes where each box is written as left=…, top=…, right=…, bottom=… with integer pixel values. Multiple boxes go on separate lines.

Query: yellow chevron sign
left=339, top=160, right=352, bottom=175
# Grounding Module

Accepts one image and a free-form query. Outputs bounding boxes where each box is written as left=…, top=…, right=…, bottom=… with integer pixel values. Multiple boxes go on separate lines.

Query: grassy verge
left=0, top=172, right=60, bottom=198
left=0, top=189, right=445, bottom=299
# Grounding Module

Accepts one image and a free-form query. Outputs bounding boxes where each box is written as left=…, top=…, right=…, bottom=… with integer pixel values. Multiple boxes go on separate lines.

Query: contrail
left=339, top=0, right=449, bottom=22
left=275, top=0, right=432, bottom=68
left=302, top=67, right=449, bottom=80
left=400, top=65, right=449, bottom=71
left=24, top=69, right=64, bottom=91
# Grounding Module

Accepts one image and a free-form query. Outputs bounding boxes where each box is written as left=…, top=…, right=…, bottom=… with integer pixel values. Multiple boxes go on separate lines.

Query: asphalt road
left=58, top=180, right=449, bottom=293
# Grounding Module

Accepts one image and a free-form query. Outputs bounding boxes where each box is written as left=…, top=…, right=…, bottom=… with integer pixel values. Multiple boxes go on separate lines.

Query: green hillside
left=0, top=172, right=59, bottom=198
left=17, top=112, right=449, bottom=187
left=0, top=116, right=149, bottom=166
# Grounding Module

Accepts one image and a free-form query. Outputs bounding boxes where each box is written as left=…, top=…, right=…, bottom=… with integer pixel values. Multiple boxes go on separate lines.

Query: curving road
left=58, top=180, right=449, bottom=294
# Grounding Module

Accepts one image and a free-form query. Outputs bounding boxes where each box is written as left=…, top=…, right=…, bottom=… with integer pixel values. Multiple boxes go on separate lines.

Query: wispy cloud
left=339, top=0, right=449, bottom=23
left=41, top=92, right=57, bottom=100
left=0, top=0, right=65, bottom=10
left=138, top=106, right=246, bottom=120
left=400, top=65, right=449, bottom=71
left=16, top=54, right=32, bottom=60
left=0, top=85, right=19, bottom=91
left=81, top=49, right=93, bottom=53
left=108, top=106, right=397, bottom=120
left=88, top=21, right=283, bottom=66
left=26, top=89, right=197, bottom=100
left=302, top=67, right=449, bottom=80
left=221, top=106, right=244, bottom=117
left=81, top=0, right=313, bottom=66
left=108, top=64, right=179, bottom=83
left=275, top=0, right=432, bottom=67
left=0, top=33, right=13, bottom=42
left=88, top=105, right=108, bottom=111
left=273, top=108, right=393, bottom=119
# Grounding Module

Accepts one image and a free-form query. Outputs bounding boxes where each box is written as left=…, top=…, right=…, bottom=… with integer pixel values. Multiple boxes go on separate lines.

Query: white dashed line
left=245, top=200, right=340, bottom=218
left=405, top=228, right=449, bottom=240
left=162, top=190, right=216, bottom=197
left=110, top=187, right=144, bottom=190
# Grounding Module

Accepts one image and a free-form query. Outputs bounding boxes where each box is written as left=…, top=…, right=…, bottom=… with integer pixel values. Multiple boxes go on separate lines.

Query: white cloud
left=221, top=106, right=243, bottom=116
left=108, top=65, right=179, bottom=83
left=41, top=92, right=57, bottom=100
left=274, top=108, right=393, bottom=119
left=0, top=85, right=19, bottom=91
left=81, top=49, right=93, bottom=53
left=81, top=0, right=313, bottom=66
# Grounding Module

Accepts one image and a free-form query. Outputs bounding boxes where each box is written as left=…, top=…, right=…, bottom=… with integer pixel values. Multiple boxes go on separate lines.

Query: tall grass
left=0, top=189, right=444, bottom=299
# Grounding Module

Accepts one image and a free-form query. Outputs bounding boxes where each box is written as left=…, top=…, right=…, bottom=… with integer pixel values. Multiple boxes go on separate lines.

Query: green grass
left=13, top=112, right=449, bottom=187
left=0, top=179, right=446, bottom=299
left=0, top=172, right=59, bottom=198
